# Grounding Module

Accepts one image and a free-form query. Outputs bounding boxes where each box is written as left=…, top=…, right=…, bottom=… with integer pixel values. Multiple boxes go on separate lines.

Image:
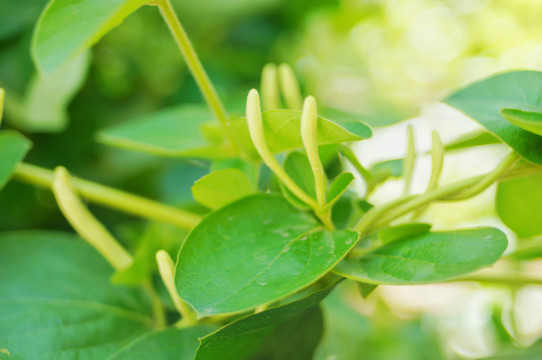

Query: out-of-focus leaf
left=0, top=131, right=31, bottom=190
left=195, top=285, right=331, bottom=360
left=0, top=0, right=48, bottom=41
left=113, top=222, right=187, bottom=285
left=97, top=105, right=231, bottom=158
left=9, top=51, right=90, bottom=132
left=230, top=109, right=372, bottom=158
left=377, top=223, right=432, bottom=244
left=501, top=108, right=542, bottom=136
left=192, top=168, right=254, bottom=209
left=175, top=194, right=358, bottom=316
left=496, top=172, right=542, bottom=238
left=334, top=228, right=507, bottom=285
left=0, top=231, right=153, bottom=359
left=370, top=158, right=403, bottom=184
left=32, top=0, right=147, bottom=72
left=109, top=325, right=217, bottom=360
left=444, top=130, right=501, bottom=152
left=444, top=71, right=542, bottom=165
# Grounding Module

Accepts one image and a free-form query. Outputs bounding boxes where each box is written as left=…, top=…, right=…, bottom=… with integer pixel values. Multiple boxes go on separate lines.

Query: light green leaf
left=501, top=108, right=542, bottom=136
left=0, top=131, right=31, bottom=190
left=326, top=172, right=355, bottom=209
left=377, top=223, right=432, bottom=244
left=32, top=0, right=147, bottom=72
left=195, top=285, right=331, bottom=360
left=334, top=228, right=507, bottom=285
left=109, top=325, right=217, bottom=360
left=175, top=194, right=358, bottom=316
left=444, top=130, right=501, bottom=152
left=230, top=109, right=372, bottom=158
left=370, top=158, right=403, bottom=184
left=12, top=51, right=90, bottom=132
left=280, top=151, right=315, bottom=208
left=0, top=231, right=153, bottom=359
left=97, top=104, right=230, bottom=158
left=496, top=172, right=542, bottom=238
left=444, top=71, right=542, bottom=164
left=192, top=168, right=254, bottom=209
left=357, top=282, right=377, bottom=299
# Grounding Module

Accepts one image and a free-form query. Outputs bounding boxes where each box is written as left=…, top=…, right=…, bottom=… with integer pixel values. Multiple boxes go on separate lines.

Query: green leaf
left=0, top=0, right=48, bottom=41
left=97, top=104, right=230, bottom=158
left=444, top=71, right=542, bottom=165
left=357, top=282, right=377, bottom=299
left=326, top=172, right=355, bottom=209
left=12, top=51, right=90, bottom=132
left=109, top=325, right=217, bottom=360
left=0, top=231, right=153, bottom=359
left=280, top=151, right=316, bottom=208
left=370, top=158, right=403, bottom=184
left=192, top=168, right=254, bottom=209
left=377, top=223, right=432, bottom=244
left=333, top=228, right=507, bottom=285
left=113, top=222, right=187, bottom=285
left=501, top=108, right=542, bottom=136
left=443, top=130, right=501, bottom=152
left=32, top=0, right=147, bottom=72
left=496, top=172, right=542, bottom=238
left=195, top=285, right=331, bottom=360
left=175, top=194, right=358, bottom=316
left=0, top=131, right=31, bottom=190
left=230, top=109, right=372, bottom=158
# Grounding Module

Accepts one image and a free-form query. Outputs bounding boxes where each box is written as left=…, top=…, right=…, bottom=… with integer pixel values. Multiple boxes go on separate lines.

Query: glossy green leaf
left=0, top=131, right=31, bottom=190
left=326, top=172, right=355, bottom=209
left=501, top=108, right=542, bottom=136
left=175, top=194, right=358, bottom=316
left=0, top=231, right=153, bottom=359
left=496, top=172, right=542, bottom=238
left=444, top=71, right=542, bottom=164
left=195, top=286, right=331, bottom=360
left=230, top=109, right=372, bottom=158
left=11, top=51, right=90, bottom=132
left=192, top=168, right=254, bottom=209
left=97, top=105, right=230, bottom=158
left=32, top=0, right=147, bottom=72
left=109, top=325, right=217, bottom=360
left=444, top=130, right=501, bottom=152
left=377, top=223, right=432, bottom=244
left=334, top=228, right=507, bottom=285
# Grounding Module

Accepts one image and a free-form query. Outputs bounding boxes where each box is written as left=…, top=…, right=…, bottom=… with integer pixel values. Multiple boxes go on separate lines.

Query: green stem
left=402, top=125, right=416, bottom=196
left=338, top=145, right=373, bottom=192
left=13, top=163, right=202, bottom=229
left=144, top=281, right=166, bottom=329
left=354, top=152, right=519, bottom=234
left=449, top=273, right=542, bottom=286
left=156, top=0, right=238, bottom=154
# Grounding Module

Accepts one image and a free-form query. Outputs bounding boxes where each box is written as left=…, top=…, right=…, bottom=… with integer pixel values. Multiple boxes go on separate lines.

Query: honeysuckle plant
left=2, top=0, right=542, bottom=359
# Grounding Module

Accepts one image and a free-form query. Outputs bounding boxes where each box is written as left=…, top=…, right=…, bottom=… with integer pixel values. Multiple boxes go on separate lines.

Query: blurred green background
left=2, top=0, right=542, bottom=358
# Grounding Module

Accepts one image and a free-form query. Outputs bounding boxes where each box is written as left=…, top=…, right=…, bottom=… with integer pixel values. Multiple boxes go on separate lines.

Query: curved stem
left=14, top=163, right=202, bottom=229
left=156, top=250, right=197, bottom=326
left=338, top=145, right=373, bottom=192
left=156, top=0, right=238, bottom=153
left=52, top=167, right=133, bottom=270
left=354, top=151, right=519, bottom=234
left=143, top=281, right=166, bottom=329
